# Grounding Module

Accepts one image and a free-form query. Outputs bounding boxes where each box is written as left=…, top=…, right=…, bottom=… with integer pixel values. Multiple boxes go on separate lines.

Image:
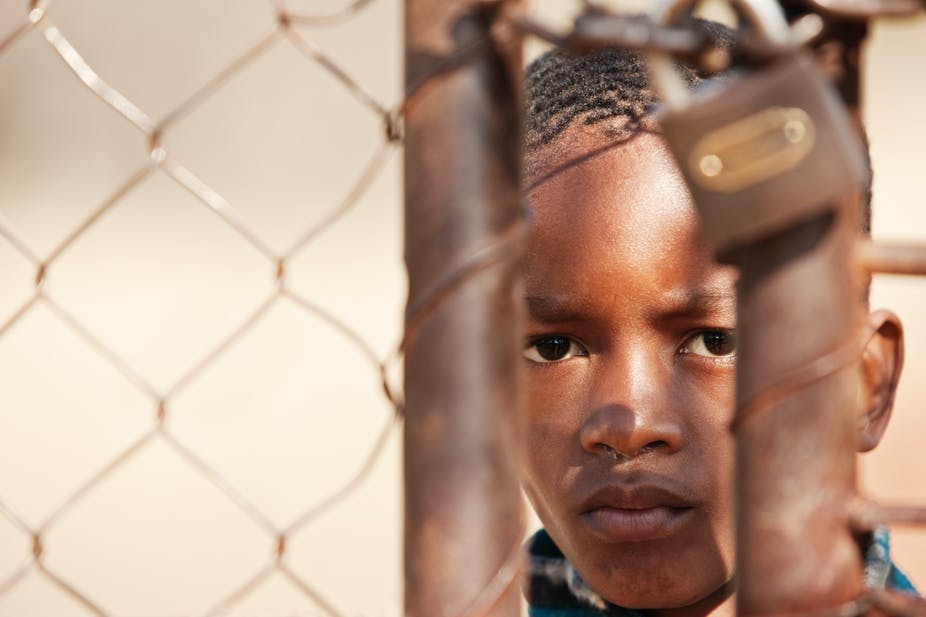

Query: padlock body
left=659, top=52, right=867, bottom=254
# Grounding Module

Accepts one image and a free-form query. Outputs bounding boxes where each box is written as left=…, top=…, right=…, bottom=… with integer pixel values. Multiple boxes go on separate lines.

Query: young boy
left=518, top=40, right=915, bottom=616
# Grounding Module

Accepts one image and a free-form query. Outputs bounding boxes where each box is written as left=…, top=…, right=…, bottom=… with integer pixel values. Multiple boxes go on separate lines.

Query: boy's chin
left=577, top=551, right=733, bottom=612
left=603, top=580, right=731, bottom=614
left=607, top=586, right=723, bottom=612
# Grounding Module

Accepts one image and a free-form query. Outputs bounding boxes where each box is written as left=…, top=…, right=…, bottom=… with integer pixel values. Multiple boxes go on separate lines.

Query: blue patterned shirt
left=525, top=527, right=917, bottom=617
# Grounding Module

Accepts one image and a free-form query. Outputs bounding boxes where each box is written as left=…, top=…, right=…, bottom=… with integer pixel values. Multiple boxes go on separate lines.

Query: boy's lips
left=578, top=483, right=697, bottom=542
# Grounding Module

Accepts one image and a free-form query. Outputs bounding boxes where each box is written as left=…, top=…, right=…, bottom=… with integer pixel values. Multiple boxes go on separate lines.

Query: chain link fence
left=0, top=1, right=406, bottom=615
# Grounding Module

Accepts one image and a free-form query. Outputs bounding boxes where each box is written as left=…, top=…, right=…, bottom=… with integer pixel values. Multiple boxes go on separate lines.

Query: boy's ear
left=857, top=309, right=904, bottom=453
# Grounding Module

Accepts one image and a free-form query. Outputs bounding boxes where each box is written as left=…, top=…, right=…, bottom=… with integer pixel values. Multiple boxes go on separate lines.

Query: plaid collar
left=524, top=527, right=917, bottom=617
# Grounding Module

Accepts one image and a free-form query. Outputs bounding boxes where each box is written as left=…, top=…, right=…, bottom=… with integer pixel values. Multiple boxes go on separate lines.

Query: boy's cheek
left=520, top=412, right=577, bottom=503
left=519, top=394, right=584, bottom=534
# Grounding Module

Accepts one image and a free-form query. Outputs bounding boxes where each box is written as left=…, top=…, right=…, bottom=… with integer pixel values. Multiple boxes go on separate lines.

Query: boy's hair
left=523, top=22, right=873, bottom=232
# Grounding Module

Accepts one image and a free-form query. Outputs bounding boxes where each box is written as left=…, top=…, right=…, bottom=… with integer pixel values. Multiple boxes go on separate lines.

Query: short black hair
left=524, top=20, right=734, bottom=150
left=523, top=21, right=872, bottom=233
left=525, top=46, right=660, bottom=150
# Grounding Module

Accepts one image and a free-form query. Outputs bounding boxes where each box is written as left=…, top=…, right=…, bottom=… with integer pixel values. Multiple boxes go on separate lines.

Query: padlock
left=646, top=0, right=867, bottom=255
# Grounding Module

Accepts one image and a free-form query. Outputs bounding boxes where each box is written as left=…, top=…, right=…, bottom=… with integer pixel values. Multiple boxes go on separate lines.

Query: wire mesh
left=0, top=1, right=408, bottom=615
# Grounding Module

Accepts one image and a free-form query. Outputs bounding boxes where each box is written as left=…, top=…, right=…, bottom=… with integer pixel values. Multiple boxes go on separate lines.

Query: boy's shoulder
left=524, top=528, right=918, bottom=617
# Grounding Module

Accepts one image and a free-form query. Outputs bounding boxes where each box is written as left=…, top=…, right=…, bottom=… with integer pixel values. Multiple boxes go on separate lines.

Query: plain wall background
left=0, top=2, right=924, bottom=616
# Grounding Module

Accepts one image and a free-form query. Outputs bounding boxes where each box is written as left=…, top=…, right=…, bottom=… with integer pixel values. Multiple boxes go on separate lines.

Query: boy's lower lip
left=580, top=506, right=694, bottom=542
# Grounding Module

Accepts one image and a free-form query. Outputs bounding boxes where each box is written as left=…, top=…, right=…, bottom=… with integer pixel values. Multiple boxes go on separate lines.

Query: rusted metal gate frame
left=403, top=2, right=526, bottom=617
left=402, top=2, right=926, bottom=617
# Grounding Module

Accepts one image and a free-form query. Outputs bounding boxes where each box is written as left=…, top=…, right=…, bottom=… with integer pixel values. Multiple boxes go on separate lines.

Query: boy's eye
left=523, top=335, right=586, bottom=363
left=681, top=329, right=736, bottom=358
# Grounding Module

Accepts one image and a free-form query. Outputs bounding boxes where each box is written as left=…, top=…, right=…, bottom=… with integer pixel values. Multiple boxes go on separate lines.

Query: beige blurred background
left=1, top=1, right=924, bottom=616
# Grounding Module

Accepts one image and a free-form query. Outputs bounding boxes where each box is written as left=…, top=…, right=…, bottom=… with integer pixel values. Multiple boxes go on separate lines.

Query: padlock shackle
left=645, top=0, right=792, bottom=111
left=655, top=0, right=790, bottom=46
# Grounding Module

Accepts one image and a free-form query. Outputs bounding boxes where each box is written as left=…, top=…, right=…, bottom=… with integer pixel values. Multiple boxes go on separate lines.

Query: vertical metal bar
left=403, top=2, right=524, bottom=617
left=733, top=211, right=867, bottom=615
left=732, top=13, right=872, bottom=614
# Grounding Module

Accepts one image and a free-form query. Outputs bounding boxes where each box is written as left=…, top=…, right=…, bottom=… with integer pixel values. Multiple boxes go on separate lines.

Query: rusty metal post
left=403, top=2, right=524, bottom=617
left=732, top=211, right=867, bottom=615
left=731, top=14, right=872, bottom=615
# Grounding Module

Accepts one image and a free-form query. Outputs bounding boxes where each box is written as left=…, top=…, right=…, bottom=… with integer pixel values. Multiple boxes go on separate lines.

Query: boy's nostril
left=639, top=441, right=668, bottom=455
left=598, top=444, right=626, bottom=460
left=597, top=440, right=669, bottom=459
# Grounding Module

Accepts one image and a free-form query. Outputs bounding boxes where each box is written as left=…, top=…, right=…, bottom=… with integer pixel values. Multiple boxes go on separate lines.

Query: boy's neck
left=645, top=580, right=736, bottom=617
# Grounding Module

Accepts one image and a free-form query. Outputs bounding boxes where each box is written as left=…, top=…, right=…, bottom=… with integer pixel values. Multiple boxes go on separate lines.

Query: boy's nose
left=578, top=351, right=684, bottom=459
left=579, top=405, right=684, bottom=459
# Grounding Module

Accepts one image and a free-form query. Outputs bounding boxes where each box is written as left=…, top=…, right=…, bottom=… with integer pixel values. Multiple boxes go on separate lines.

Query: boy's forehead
left=525, top=118, right=659, bottom=182
left=523, top=126, right=734, bottom=301
left=525, top=128, right=700, bottom=239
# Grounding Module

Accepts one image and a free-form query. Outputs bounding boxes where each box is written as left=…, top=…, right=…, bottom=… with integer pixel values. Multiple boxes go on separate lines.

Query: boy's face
left=522, top=127, right=737, bottom=610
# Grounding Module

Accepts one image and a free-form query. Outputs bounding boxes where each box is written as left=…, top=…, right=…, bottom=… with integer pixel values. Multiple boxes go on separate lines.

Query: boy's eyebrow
left=660, top=286, right=736, bottom=316
left=525, top=286, right=736, bottom=322
left=525, top=295, right=591, bottom=323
